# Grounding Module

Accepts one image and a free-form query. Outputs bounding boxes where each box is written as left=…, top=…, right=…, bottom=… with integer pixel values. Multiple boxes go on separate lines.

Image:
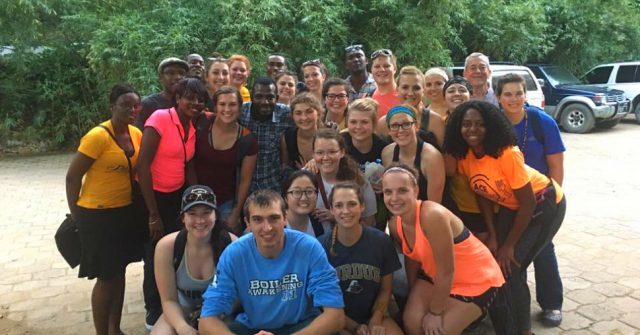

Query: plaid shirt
left=346, top=73, right=377, bottom=102
left=239, top=102, right=293, bottom=193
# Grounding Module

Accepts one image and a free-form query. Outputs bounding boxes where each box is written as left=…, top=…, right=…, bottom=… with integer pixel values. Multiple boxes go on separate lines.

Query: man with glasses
left=265, top=54, right=287, bottom=79
left=199, top=190, right=345, bottom=335
left=344, top=44, right=376, bottom=102
left=370, top=49, right=401, bottom=117
left=463, top=52, right=499, bottom=106
left=135, top=57, right=188, bottom=129
left=238, top=77, right=294, bottom=193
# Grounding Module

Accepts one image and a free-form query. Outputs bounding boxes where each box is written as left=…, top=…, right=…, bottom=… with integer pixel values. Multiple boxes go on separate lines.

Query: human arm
left=137, top=127, right=164, bottom=241
left=199, top=248, right=239, bottom=335
left=443, top=153, right=457, bottom=177
left=380, top=143, right=393, bottom=167
left=65, top=152, right=95, bottom=220
left=375, top=115, right=389, bottom=137
left=421, top=144, right=445, bottom=203
left=476, top=195, right=498, bottom=256
left=198, top=316, right=235, bottom=335
left=154, top=233, right=197, bottom=334
left=546, top=152, right=564, bottom=185
left=405, top=257, right=421, bottom=290
left=427, top=110, right=445, bottom=148
left=228, top=153, right=257, bottom=234
left=368, top=273, right=394, bottom=329
left=497, top=182, right=536, bottom=276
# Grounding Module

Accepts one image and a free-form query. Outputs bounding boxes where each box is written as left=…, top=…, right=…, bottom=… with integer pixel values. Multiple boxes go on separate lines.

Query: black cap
left=181, top=185, right=217, bottom=213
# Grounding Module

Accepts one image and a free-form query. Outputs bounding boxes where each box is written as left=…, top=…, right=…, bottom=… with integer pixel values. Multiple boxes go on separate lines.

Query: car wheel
left=596, top=119, right=621, bottom=129
left=634, top=102, right=640, bottom=124
left=560, top=104, right=595, bottom=133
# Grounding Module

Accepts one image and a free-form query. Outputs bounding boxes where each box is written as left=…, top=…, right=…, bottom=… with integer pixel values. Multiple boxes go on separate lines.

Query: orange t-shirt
left=457, top=146, right=563, bottom=210
left=372, top=89, right=401, bottom=117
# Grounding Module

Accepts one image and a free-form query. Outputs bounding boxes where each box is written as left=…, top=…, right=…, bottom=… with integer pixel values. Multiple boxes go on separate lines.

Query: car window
left=584, top=66, right=612, bottom=84
left=615, top=65, right=638, bottom=83
left=492, top=70, right=537, bottom=91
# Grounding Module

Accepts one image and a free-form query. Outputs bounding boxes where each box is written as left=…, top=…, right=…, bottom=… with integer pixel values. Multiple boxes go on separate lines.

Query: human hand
left=312, top=208, right=334, bottom=222
left=225, top=209, right=242, bottom=235
left=148, top=213, right=164, bottom=241
left=303, top=158, right=318, bottom=174
left=497, top=244, right=520, bottom=277
left=485, top=234, right=498, bottom=257
left=422, top=313, right=444, bottom=335
left=254, top=331, right=275, bottom=335
left=176, top=323, right=198, bottom=335
left=356, top=324, right=370, bottom=335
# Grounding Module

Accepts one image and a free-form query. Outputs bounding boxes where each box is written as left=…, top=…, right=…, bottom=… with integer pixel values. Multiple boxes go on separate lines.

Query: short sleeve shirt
left=144, top=108, right=196, bottom=192
left=77, top=121, right=142, bottom=208
left=372, top=89, right=401, bottom=117
left=346, top=73, right=377, bottom=102
left=513, top=105, right=566, bottom=175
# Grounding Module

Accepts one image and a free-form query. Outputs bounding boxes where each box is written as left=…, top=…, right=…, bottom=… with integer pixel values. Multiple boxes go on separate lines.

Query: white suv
left=581, top=61, right=640, bottom=123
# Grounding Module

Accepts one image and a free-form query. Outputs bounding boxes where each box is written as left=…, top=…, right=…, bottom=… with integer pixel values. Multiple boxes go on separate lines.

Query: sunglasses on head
left=207, top=56, right=227, bottom=62
left=302, top=59, right=322, bottom=67
left=345, top=44, right=363, bottom=53
left=371, top=49, right=393, bottom=60
left=184, top=189, right=216, bottom=204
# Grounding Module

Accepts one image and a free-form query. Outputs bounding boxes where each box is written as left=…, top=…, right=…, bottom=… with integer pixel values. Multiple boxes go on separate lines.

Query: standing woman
left=443, top=100, right=566, bottom=335
left=137, top=78, right=209, bottom=328
left=194, top=86, right=257, bottom=235
left=322, top=78, right=350, bottom=130
left=496, top=74, right=566, bottom=327
left=66, top=84, right=144, bottom=335
left=381, top=105, right=445, bottom=203
left=320, top=182, right=403, bottom=335
left=275, top=70, right=298, bottom=106
left=312, top=128, right=377, bottom=226
left=280, top=92, right=322, bottom=171
left=381, top=164, right=505, bottom=335
left=301, top=59, right=328, bottom=102
left=227, top=54, right=252, bottom=103
left=205, top=55, right=230, bottom=102
left=152, top=185, right=236, bottom=335
left=282, top=170, right=332, bottom=238
left=424, top=67, right=449, bottom=119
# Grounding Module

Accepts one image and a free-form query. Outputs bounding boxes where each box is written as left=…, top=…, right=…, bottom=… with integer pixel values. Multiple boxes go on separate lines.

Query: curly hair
left=313, top=128, right=365, bottom=186
left=443, top=100, right=516, bottom=159
left=172, top=78, right=210, bottom=107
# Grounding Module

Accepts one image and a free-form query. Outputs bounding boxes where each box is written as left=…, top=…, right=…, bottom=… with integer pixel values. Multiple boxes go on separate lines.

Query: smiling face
left=388, top=112, right=417, bottom=147
left=292, top=102, right=319, bottom=131
left=498, top=82, right=527, bottom=116
left=424, top=74, right=446, bottom=102
left=245, top=201, right=286, bottom=257
left=347, top=109, right=374, bottom=142
left=330, top=187, right=364, bottom=230
left=111, top=92, right=141, bottom=125
left=382, top=171, right=419, bottom=217
left=445, top=83, right=471, bottom=111
left=216, top=92, right=240, bottom=125
left=461, top=108, right=486, bottom=151
left=463, top=57, right=491, bottom=88
left=303, top=65, right=325, bottom=93
left=371, top=56, right=396, bottom=86
left=397, top=74, right=424, bottom=108
left=313, top=138, right=345, bottom=177
left=286, top=176, right=317, bottom=216
left=276, top=75, right=296, bottom=103
left=229, top=60, right=249, bottom=87
left=207, top=62, right=230, bottom=93
left=183, top=205, right=216, bottom=239
left=325, top=85, right=349, bottom=116
left=187, top=54, right=205, bottom=78
left=176, top=92, right=205, bottom=119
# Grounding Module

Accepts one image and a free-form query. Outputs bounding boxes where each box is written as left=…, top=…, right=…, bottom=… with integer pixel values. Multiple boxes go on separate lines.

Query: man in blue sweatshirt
left=199, top=190, right=345, bottom=335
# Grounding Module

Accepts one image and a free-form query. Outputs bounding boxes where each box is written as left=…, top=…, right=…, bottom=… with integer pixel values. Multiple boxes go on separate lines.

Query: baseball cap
left=158, top=57, right=189, bottom=74
left=181, top=185, right=217, bottom=213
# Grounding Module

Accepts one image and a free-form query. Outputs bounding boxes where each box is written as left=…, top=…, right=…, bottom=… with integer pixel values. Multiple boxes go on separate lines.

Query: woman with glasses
left=280, top=92, right=323, bottom=172
left=137, top=78, right=209, bottom=329
left=381, top=105, right=445, bottom=203
left=193, top=86, right=257, bottom=235
left=370, top=49, right=401, bottom=117
left=282, top=170, right=332, bottom=238
left=312, top=128, right=377, bottom=226
left=424, top=67, right=449, bottom=120
left=66, top=84, right=144, bottom=335
left=322, top=78, right=350, bottom=130
left=301, top=59, right=328, bottom=102
left=275, top=70, right=298, bottom=106
left=152, top=185, right=236, bottom=334
left=227, top=54, right=252, bottom=103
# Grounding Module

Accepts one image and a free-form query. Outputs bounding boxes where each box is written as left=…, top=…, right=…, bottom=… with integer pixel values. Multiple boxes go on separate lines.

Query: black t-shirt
left=342, top=133, right=389, bottom=171
left=319, top=226, right=401, bottom=324
left=135, top=92, right=174, bottom=129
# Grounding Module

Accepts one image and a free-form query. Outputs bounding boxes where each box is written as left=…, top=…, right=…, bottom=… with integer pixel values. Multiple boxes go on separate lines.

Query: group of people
left=65, top=47, right=567, bottom=335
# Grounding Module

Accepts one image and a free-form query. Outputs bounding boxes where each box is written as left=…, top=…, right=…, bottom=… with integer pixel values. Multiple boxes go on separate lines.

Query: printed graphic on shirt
left=335, top=263, right=381, bottom=283
left=469, top=173, right=512, bottom=203
left=346, top=280, right=363, bottom=294
left=248, top=273, right=304, bottom=302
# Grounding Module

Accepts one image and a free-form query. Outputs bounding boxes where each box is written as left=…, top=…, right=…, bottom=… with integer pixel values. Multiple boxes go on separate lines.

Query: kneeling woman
left=152, top=185, right=236, bottom=334
left=443, top=100, right=566, bottom=335
left=320, top=182, right=403, bottom=335
left=382, top=164, right=505, bottom=335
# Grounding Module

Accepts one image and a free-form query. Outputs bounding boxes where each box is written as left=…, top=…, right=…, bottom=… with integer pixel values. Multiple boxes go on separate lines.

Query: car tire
left=634, top=102, right=640, bottom=124
left=560, top=104, right=595, bottom=133
left=596, top=119, right=621, bottom=129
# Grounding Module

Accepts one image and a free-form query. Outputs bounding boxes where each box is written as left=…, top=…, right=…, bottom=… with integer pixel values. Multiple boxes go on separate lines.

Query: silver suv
left=581, top=61, right=640, bottom=123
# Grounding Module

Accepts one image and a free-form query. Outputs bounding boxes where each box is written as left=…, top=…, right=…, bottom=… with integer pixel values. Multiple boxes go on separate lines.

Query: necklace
left=518, top=111, right=528, bottom=153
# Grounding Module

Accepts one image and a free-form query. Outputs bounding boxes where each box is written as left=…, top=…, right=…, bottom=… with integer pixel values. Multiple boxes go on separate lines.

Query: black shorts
left=416, top=269, right=499, bottom=314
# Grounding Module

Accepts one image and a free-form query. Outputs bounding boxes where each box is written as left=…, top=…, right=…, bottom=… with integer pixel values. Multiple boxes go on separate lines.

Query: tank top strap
left=392, top=143, right=400, bottom=162
left=414, top=138, right=425, bottom=167
left=395, top=200, right=423, bottom=255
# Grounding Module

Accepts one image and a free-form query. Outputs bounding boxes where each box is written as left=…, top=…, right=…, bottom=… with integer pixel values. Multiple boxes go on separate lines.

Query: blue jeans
left=533, top=242, right=563, bottom=310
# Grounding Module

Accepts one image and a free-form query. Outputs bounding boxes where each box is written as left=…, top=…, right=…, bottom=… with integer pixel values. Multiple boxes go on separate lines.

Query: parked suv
left=581, top=61, right=640, bottom=123
left=450, top=64, right=545, bottom=108
left=527, top=64, right=630, bottom=133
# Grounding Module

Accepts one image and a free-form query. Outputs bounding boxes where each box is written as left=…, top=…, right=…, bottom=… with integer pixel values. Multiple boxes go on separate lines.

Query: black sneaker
left=145, top=310, right=161, bottom=330
left=540, top=309, right=562, bottom=327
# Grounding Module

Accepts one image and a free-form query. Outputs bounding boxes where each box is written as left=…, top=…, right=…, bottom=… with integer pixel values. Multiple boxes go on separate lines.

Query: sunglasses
left=183, top=189, right=216, bottom=204
left=371, top=49, right=393, bottom=60
left=302, top=59, right=322, bottom=67
left=345, top=44, right=363, bottom=53
left=207, top=56, right=227, bottom=62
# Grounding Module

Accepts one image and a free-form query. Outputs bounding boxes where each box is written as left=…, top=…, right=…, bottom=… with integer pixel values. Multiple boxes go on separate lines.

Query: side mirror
left=537, top=78, right=545, bottom=88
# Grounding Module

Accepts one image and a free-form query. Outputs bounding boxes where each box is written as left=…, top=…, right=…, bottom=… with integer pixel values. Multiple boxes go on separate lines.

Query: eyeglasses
left=184, top=189, right=216, bottom=204
left=345, top=44, right=363, bottom=53
left=371, top=49, right=393, bottom=60
left=389, top=121, right=415, bottom=131
left=287, top=188, right=317, bottom=199
left=326, top=93, right=348, bottom=101
left=302, top=59, right=321, bottom=67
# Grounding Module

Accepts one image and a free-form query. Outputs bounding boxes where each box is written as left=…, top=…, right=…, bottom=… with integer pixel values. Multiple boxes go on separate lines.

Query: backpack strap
left=527, top=108, right=545, bottom=146
left=421, top=108, right=431, bottom=132
left=316, top=173, right=330, bottom=209
left=173, top=229, right=188, bottom=271
left=309, top=215, right=325, bottom=237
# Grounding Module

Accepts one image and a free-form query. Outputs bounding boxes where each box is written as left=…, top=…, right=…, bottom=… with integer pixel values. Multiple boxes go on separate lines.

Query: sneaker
left=540, top=309, right=562, bottom=327
left=145, top=310, right=161, bottom=331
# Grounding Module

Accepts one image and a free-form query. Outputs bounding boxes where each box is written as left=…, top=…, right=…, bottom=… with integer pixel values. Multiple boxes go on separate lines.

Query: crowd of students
left=65, top=47, right=567, bottom=335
